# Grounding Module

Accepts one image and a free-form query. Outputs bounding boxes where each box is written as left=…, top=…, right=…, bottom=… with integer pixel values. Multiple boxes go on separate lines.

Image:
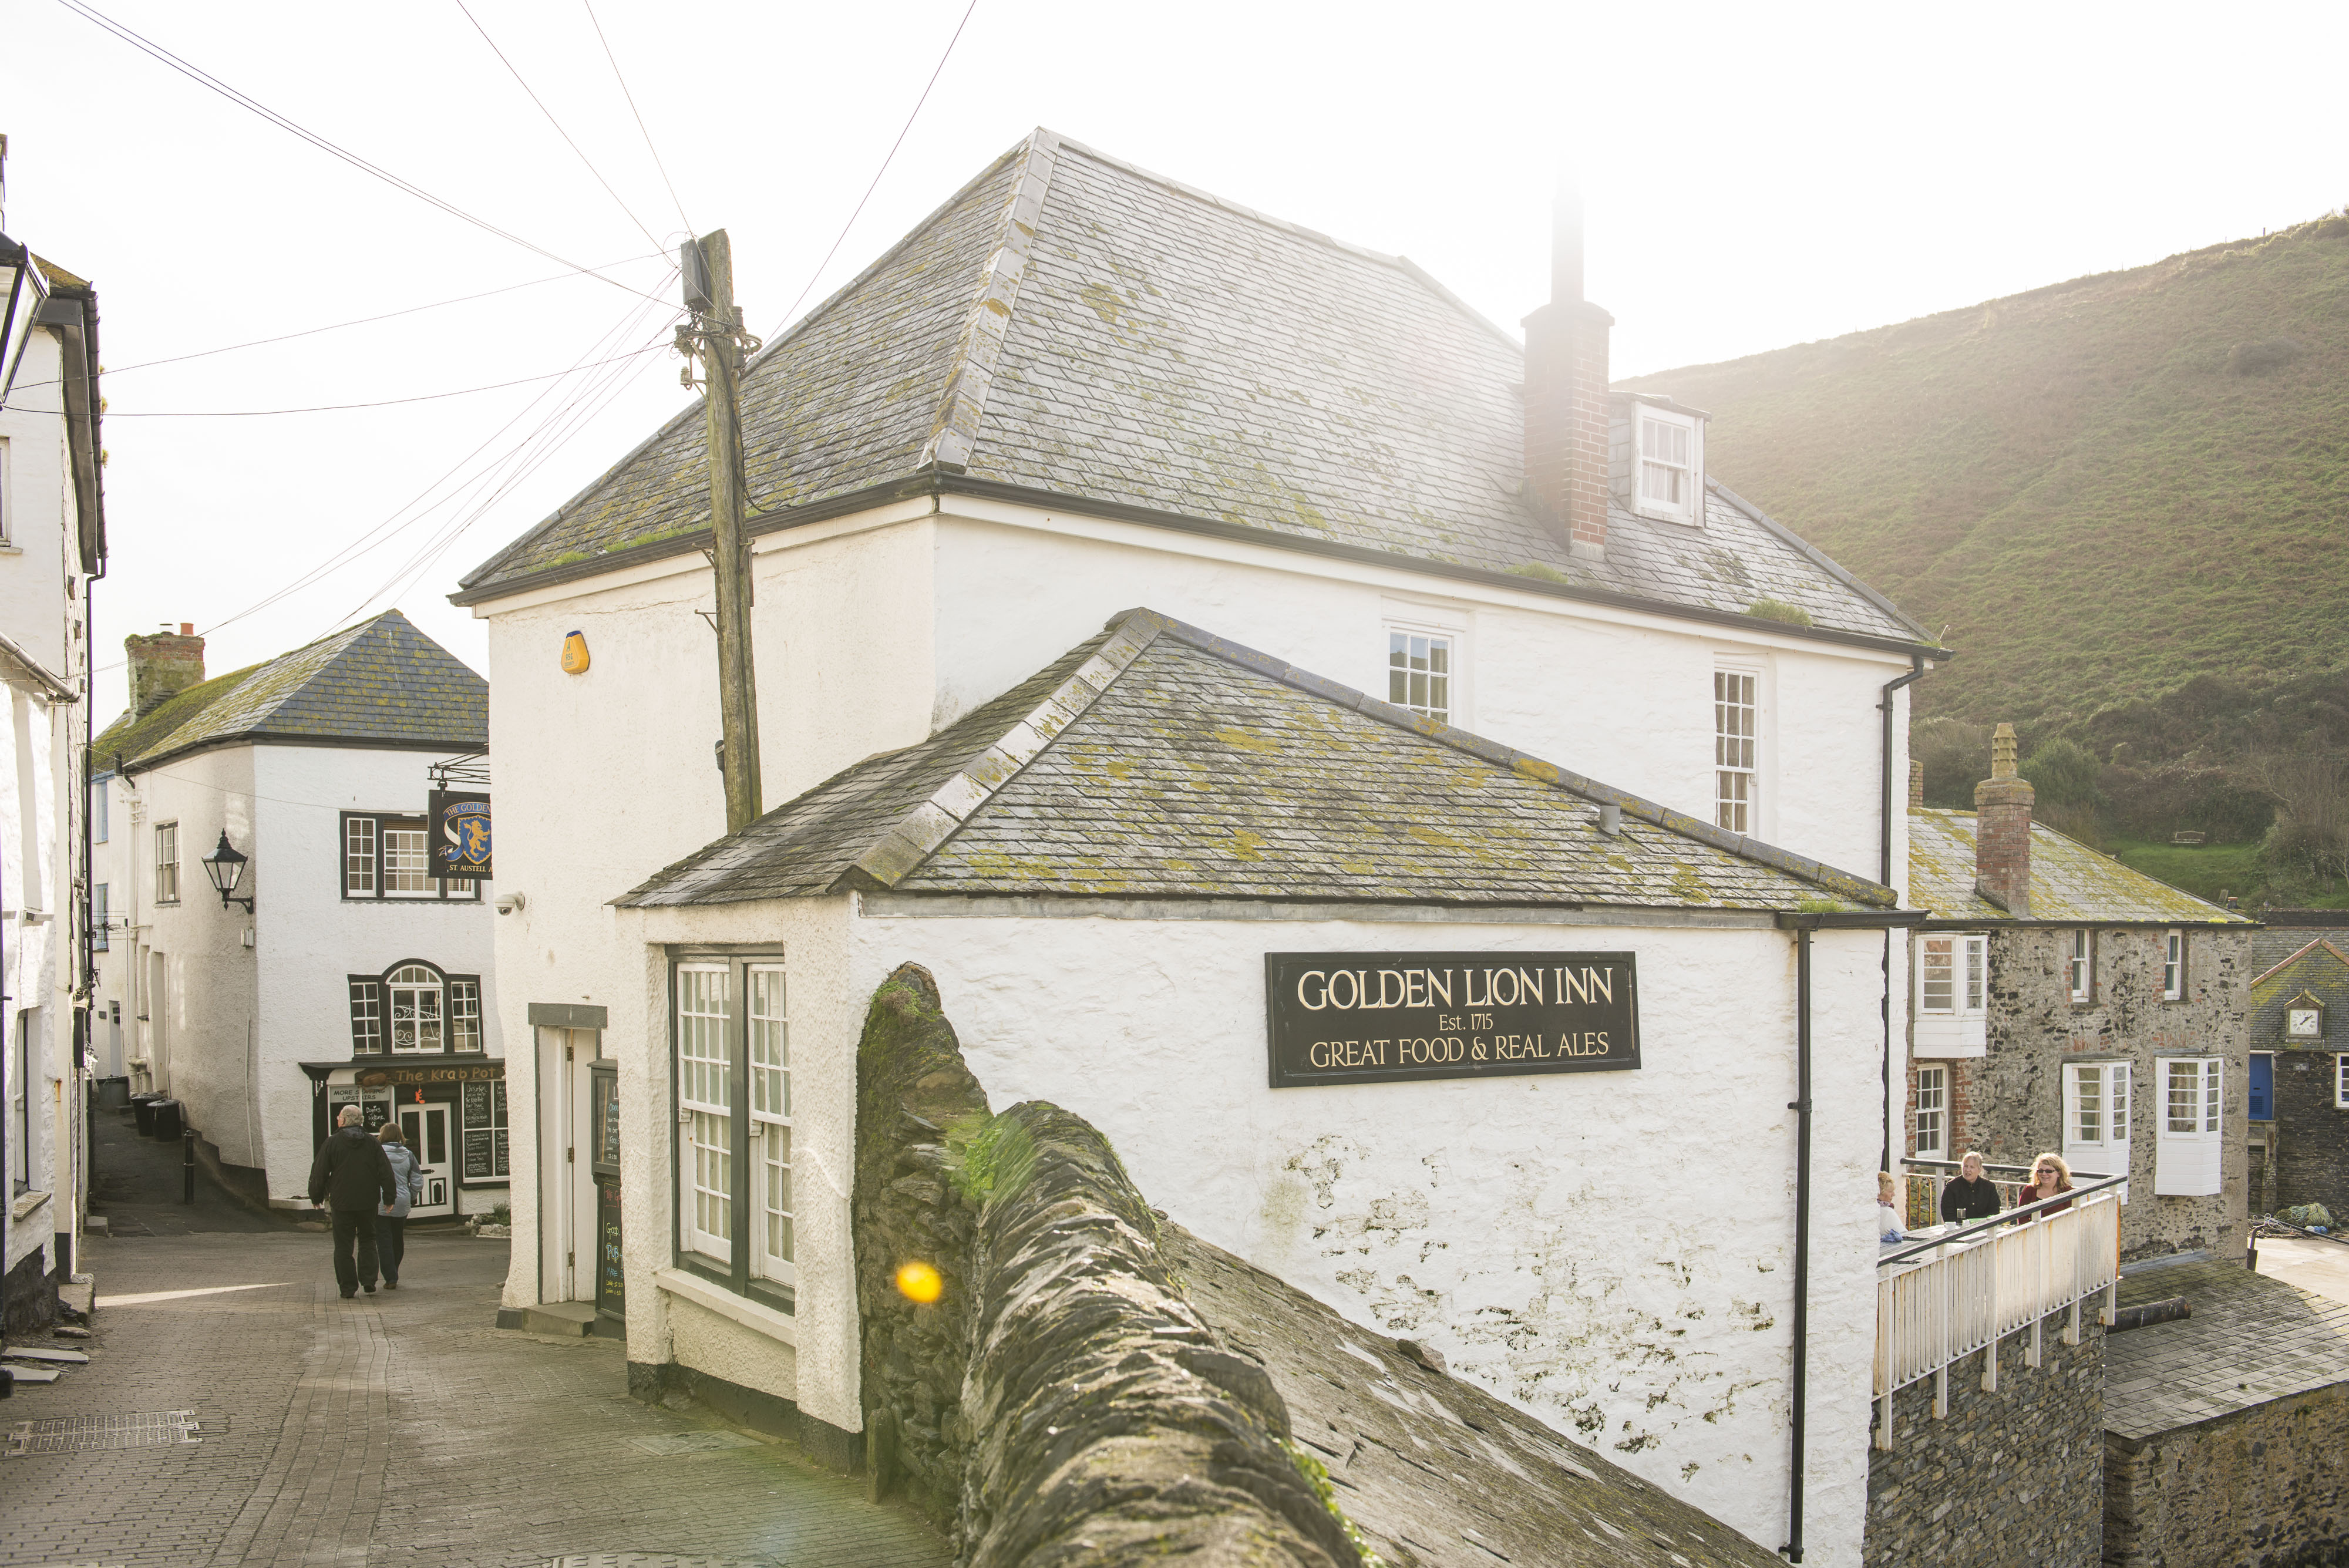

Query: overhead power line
left=101, top=346, right=665, bottom=416
left=582, top=0, right=694, bottom=238
left=763, top=0, right=982, bottom=341
left=4, top=251, right=665, bottom=391
left=454, top=0, right=666, bottom=253
left=52, top=0, right=669, bottom=303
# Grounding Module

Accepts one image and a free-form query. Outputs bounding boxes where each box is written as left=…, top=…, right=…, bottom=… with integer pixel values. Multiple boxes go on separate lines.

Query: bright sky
left=6, top=0, right=2344, bottom=720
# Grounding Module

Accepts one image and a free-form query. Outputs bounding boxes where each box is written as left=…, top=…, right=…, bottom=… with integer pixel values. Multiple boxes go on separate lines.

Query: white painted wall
left=90, top=743, right=497, bottom=1204
left=0, top=312, right=94, bottom=1276
left=823, top=905, right=1883, bottom=1567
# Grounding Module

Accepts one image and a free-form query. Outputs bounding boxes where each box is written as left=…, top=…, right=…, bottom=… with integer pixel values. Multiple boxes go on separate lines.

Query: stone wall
left=1930, top=925, right=2252, bottom=1263
left=852, top=963, right=990, bottom=1529
left=2105, top=1381, right=2349, bottom=1568
left=851, top=964, right=1355, bottom=1564
left=1864, top=1310, right=2106, bottom=1568
left=2272, top=1047, right=2349, bottom=1223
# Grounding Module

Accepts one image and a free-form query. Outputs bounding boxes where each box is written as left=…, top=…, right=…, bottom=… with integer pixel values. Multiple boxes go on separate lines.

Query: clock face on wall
left=2289, top=1007, right=2322, bottom=1038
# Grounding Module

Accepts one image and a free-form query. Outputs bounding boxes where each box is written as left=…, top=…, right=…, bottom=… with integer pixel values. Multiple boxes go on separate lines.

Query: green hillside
left=1620, top=214, right=2349, bottom=730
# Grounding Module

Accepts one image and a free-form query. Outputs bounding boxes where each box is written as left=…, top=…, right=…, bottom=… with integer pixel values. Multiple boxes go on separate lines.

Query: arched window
left=389, top=965, right=444, bottom=1054
left=347, top=961, right=483, bottom=1055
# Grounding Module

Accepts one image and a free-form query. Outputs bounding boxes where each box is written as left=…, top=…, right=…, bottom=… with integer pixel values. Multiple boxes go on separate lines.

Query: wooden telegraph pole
left=680, top=231, right=763, bottom=832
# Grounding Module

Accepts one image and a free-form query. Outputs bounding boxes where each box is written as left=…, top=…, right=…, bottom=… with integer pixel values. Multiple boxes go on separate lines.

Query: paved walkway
left=1, top=1229, right=947, bottom=1568
left=2255, top=1234, right=2349, bottom=1309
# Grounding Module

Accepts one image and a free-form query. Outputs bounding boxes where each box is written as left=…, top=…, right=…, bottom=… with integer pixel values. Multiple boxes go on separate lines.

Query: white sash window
left=1913, top=1065, right=1948, bottom=1159
left=746, top=964, right=793, bottom=1286
left=1915, top=933, right=1990, bottom=1055
left=676, top=963, right=733, bottom=1264
left=2153, top=1056, right=2222, bottom=1197
left=2064, top=1062, right=2129, bottom=1179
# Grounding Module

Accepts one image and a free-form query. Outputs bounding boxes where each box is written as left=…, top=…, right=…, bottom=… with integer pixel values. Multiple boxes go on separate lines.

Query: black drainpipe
left=1783, top=914, right=1817, bottom=1564
left=1877, top=653, right=1926, bottom=1174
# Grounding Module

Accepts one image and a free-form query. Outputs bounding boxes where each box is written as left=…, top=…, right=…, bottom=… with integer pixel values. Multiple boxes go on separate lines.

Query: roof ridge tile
left=918, top=130, right=1063, bottom=473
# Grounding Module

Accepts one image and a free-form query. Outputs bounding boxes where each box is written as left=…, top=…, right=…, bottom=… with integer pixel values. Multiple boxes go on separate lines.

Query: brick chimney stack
left=1522, top=186, right=1615, bottom=559
left=1973, top=722, right=2034, bottom=916
left=126, top=624, right=204, bottom=719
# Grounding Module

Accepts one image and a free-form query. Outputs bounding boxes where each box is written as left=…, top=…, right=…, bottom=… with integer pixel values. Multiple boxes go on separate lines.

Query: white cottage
left=0, top=153, right=105, bottom=1324
left=453, top=130, right=1942, bottom=1564
left=90, top=611, right=503, bottom=1218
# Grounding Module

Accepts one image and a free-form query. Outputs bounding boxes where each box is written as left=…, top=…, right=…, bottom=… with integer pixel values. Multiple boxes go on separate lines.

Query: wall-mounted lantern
left=201, top=830, right=255, bottom=913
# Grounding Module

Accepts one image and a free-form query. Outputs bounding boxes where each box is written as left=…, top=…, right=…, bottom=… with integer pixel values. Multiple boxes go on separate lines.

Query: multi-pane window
left=90, top=780, right=107, bottom=843
left=2067, top=930, right=2093, bottom=1002
left=346, top=962, right=479, bottom=1056
left=747, top=965, right=793, bottom=1286
left=2066, top=1062, right=2129, bottom=1165
left=1714, top=671, right=1756, bottom=833
left=2337, top=1056, right=2349, bottom=1112
left=388, top=965, right=444, bottom=1053
left=677, top=963, right=733, bottom=1264
left=672, top=953, right=795, bottom=1300
left=460, top=1080, right=509, bottom=1180
left=450, top=978, right=483, bottom=1052
left=2153, top=1056, right=2222, bottom=1196
left=2161, top=930, right=2185, bottom=1000
left=1638, top=409, right=1698, bottom=521
left=1914, top=1065, right=1947, bottom=1159
left=154, top=822, right=180, bottom=904
left=92, top=884, right=109, bottom=953
left=341, top=812, right=479, bottom=900
left=1387, top=630, right=1452, bottom=723
left=1919, top=934, right=1988, bottom=1015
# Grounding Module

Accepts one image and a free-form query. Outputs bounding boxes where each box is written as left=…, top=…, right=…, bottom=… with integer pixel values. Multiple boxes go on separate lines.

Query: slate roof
left=1169, top=1225, right=1785, bottom=1568
left=2248, top=934, right=2349, bottom=1052
left=457, top=130, right=1933, bottom=650
left=619, top=607, right=1897, bottom=913
left=1909, top=808, right=2251, bottom=926
left=93, top=610, right=487, bottom=773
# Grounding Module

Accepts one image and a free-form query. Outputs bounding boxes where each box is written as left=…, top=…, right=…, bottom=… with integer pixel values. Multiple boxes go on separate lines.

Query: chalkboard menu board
left=595, top=1177, right=625, bottom=1318
left=594, top=1072, right=621, bottom=1172
left=328, top=1083, right=393, bottom=1132
left=459, top=1079, right=509, bottom=1180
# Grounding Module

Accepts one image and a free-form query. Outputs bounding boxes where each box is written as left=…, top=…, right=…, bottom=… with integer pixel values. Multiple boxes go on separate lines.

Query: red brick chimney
left=1973, top=722, right=2034, bottom=916
left=125, top=625, right=205, bottom=719
left=1909, top=758, right=1925, bottom=809
left=1522, top=189, right=1614, bottom=558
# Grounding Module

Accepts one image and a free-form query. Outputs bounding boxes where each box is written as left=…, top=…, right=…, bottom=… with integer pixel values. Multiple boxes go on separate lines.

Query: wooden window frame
left=2161, top=930, right=2186, bottom=1002
left=154, top=820, right=179, bottom=905
left=2153, top=1056, right=2222, bottom=1196
left=2067, top=929, right=2094, bottom=1004
left=1913, top=1064, right=1948, bottom=1159
left=344, top=959, right=483, bottom=1057
left=1634, top=403, right=1701, bottom=524
left=1714, top=667, right=1759, bottom=835
left=1384, top=623, right=1455, bottom=725
left=668, top=949, right=794, bottom=1311
left=339, top=810, right=480, bottom=902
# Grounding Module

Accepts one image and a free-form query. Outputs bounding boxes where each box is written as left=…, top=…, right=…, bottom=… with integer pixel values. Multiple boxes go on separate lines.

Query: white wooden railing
left=1872, top=1187, right=2122, bottom=1451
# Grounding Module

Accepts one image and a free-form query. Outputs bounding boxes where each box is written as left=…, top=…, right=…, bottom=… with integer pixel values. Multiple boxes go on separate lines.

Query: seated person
left=1877, top=1171, right=1905, bottom=1243
left=1940, top=1151, right=2003, bottom=1225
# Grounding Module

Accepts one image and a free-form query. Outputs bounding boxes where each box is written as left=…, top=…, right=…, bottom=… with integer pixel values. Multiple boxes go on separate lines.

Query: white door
left=400, top=1105, right=456, bottom=1216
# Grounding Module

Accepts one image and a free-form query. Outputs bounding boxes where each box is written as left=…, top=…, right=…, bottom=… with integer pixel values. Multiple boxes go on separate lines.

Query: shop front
left=299, top=1056, right=510, bottom=1219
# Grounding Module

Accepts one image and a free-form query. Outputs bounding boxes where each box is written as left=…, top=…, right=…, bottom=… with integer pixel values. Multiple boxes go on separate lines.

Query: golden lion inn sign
left=1265, top=951, right=1640, bottom=1087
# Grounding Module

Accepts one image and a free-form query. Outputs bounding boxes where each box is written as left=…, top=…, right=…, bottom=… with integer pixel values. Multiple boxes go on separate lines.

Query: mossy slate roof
left=459, top=130, right=1927, bottom=646
left=93, top=610, right=486, bottom=772
left=620, top=608, right=1895, bottom=911
left=1908, top=808, right=2249, bottom=926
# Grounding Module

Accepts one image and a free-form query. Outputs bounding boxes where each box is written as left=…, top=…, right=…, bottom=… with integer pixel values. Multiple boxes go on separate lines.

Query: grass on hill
left=2106, top=836, right=2349, bottom=911
left=1621, top=213, right=2349, bottom=732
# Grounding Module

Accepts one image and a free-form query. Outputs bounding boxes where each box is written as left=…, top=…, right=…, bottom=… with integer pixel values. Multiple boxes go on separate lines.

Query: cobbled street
left=0, top=1224, right=948, bottom=1568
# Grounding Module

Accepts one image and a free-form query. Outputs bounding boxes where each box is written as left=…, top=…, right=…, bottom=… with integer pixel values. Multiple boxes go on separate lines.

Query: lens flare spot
left=896, top=1261, right=943, bottom=1304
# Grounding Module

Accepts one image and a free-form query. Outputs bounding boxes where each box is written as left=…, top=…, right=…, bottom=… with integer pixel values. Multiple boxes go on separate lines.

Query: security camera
left=494, top=893, right=526, bottom=916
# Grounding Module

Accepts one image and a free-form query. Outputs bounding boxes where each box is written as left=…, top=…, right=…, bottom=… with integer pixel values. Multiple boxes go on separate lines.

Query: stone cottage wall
left=1864, top=1310, right=2105, bottom=1568
left=851, top=964, right=1353, bottom=1564
left=1947, top=926, right=2250, bottom=1263
left=2271, top=1047, right=2349, bottom=1223
left=2105, top=1381, right=2349, bottom=1568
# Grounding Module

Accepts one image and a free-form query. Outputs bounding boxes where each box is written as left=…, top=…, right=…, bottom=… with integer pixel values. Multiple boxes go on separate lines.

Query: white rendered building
left=453, top=132, right=1941, bottom=1564
left=90, top=611, right=502, bottom=1219
left=0, top=151, right=104, bottom=1325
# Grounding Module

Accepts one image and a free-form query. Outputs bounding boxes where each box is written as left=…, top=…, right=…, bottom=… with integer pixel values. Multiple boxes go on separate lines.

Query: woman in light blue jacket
left=376, top=1123, right=424, bottom=1289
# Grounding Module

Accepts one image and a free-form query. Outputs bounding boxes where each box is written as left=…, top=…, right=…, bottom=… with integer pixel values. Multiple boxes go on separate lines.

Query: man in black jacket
left=309, top=1105, right=399, bottom=1298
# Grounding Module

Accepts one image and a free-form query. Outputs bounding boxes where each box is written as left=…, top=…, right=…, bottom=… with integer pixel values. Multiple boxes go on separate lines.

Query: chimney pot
left=125, top=627, right=206, bottom=719
left=1973, top=722, right=2034, bottom=916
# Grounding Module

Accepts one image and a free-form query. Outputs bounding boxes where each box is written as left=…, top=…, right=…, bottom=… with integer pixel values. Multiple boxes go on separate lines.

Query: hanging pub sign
left=427, top=790, right=493, bottom=880
left=1264, top=951, right=1640, bottom=1088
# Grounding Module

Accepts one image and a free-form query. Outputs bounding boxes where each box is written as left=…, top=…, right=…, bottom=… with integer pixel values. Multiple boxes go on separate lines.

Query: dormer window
left=1635, top=404, right=1701, bottom=524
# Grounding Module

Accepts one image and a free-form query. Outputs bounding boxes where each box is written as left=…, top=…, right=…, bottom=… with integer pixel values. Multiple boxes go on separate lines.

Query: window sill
left=657, top=1266, right=797, bottom=1343
left=12, top=1188, right=52, bottom=1223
